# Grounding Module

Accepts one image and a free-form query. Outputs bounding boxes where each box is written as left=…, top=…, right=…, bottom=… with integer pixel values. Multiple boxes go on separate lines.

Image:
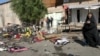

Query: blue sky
left=0, top=0, right=8, bottom=4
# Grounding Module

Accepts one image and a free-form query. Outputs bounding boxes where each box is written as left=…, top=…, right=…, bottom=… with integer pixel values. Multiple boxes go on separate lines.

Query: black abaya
left=82, top=15, right=100, bottom=47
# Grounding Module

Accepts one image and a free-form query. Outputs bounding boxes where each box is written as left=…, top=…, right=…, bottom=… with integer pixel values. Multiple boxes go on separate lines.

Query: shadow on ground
left=54, top=46, right=63, bottom=51
left=53, top=46, right=77, bottom=56
left=62, top=29, right=82, bottom=32
left=52, top=52, right=76, bottom=56
left=72, top=36, right=87, bottom=46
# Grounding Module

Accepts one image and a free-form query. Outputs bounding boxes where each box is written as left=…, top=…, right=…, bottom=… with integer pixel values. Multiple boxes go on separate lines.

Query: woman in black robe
left=82, top=12, right=99, bottom=48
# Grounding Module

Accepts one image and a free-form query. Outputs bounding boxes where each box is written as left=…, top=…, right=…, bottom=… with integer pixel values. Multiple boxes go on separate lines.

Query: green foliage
left=11, top=0, right=47, bottom=23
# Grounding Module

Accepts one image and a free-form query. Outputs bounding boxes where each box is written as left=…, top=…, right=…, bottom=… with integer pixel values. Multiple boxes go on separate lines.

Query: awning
left=68, top=3, right=100, bottom=9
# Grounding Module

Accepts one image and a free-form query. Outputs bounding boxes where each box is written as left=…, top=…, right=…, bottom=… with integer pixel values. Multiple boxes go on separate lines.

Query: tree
left=10, top=0, right=47, bottom=25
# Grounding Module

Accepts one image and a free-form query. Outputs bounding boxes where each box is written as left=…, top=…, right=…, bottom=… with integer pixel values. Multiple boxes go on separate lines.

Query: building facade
left=67, top=0, right=99, bottom=23
left=47, top=0, right=100, bottom=24
left=0, top=0, right=100, bottom=27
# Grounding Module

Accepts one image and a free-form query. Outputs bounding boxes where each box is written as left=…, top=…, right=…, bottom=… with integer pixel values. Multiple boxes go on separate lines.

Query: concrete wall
left=71, top=9, right=77, bottom=22
left=0, top=3, right=21, bottom=27
left=46, top=12, right=64, bottom=28
left=0, top=6, right=3, bottom=27
left=80, top=9, right=99, bottom=23
left=80, top=9, right=88, bottom=22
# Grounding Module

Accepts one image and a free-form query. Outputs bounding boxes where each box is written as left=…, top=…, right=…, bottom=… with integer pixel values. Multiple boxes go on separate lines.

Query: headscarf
left=85, top=12, right=96, bottom=24
left=83, top=12, right=97, bottom=31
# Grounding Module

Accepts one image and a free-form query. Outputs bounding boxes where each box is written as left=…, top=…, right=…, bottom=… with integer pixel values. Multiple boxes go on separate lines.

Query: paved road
left=0, top=33, right=100, bottom=56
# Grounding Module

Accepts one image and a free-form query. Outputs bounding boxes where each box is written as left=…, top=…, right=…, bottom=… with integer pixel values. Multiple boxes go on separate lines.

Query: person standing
left=82, top=12, right=100, bottom=48
left=50, top=17, right=53, bottom=27
left=40, top=19, right=44, bottom=28
left=46, top=17, right=50, bottom=30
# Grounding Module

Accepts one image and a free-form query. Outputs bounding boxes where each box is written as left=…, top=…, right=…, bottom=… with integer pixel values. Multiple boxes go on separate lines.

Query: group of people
left=40, top=17, right=53, bottom=30
left=46, top=17, right=53, bottom=30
